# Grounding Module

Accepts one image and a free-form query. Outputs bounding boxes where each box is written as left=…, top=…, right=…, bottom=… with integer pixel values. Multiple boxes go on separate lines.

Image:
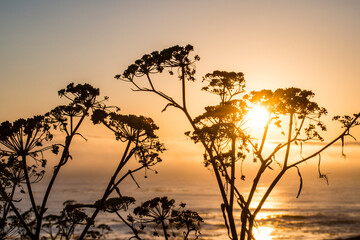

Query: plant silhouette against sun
left=74, top=109, right=166, bottom=239
left=0, top=83, right=107, bottom=239
left=117, top=44, right=360, bottom=240
left=1, top=82, right=201, bottom=240
left=74, top=107, right=202, bottom=240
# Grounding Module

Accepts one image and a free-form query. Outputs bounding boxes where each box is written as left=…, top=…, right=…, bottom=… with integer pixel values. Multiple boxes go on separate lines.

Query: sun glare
left=253, top=226, right=274, bottom=240
left=245, top=105, right=269, bottom=131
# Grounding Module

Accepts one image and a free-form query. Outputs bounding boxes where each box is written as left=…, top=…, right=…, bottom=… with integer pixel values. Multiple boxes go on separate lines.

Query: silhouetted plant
left=1, top=78, right=203, bottom=240
left=41, top=214, right=61, bottom=240
left=0, top=115, right=58, bottom=239
left=73, top=108, right=202, bottom=240
left=39, top=200, right=112, bottom=240
left=117, top=44, right=360, bottom=240
left=170, top=208, right=203, bottom=239
left=125, top=197, right=203, bottom=240
left=0, top=83, right=169, bottom=239
left=73, top=110, right=166, bottom=239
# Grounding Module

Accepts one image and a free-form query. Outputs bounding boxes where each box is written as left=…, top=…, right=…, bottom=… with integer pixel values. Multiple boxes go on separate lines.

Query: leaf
left=220, top=204, right=230, bottom=238
left=340, top=135, right=346, bottom=158
left=129, top=170, right=140, bottom=188
left=51, top=145, right=59, bottom=154
left=348, top=133, right=357, bottom=141
left=41, top=159, right=47, bottom=168
left=267, top=165, right=274, bottom=170
left=295, top=166, right=303, bottom=199
left=318, top=154, right=329, bottom=184
left=299, top=141, right=304, bottom=159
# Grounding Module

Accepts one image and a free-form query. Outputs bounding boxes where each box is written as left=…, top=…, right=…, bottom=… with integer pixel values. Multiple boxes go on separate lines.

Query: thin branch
left=284, top=113, right=294, bottom=167
left=288, top=113, right=360, bottom=168
left=0, top=187, right=35, bottom=238
left=21, top=154, right=40, bottom=219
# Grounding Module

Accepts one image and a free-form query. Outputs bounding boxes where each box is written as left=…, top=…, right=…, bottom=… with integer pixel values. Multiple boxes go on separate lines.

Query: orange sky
left=1, top=1, right=359, bottom=180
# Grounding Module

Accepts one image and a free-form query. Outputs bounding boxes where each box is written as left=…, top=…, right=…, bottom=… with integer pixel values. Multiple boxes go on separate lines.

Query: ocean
left=8, top=144, right=360, bottom=240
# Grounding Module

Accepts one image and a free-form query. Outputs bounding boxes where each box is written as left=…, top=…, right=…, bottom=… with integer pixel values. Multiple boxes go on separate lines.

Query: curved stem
left=36, top=107, right=90, bottom=238
left=115, top=212, right=141, bottom=240
left=22, top=154, right=39, bottom=219
left=1, top=180, right=17, bottom=227
left=0, top=187, right=35, bottom=239
left=289, top=113, right=360, bottom=168
left=254, top=169, right=286, bottom=216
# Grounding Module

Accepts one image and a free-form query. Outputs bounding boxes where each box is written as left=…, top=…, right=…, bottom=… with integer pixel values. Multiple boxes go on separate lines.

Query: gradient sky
left=1, top=1, right=360, bottom=177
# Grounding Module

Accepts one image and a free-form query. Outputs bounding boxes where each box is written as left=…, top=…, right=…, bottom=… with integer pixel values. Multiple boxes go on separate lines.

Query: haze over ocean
left=17, top=143, right=360, bottom=240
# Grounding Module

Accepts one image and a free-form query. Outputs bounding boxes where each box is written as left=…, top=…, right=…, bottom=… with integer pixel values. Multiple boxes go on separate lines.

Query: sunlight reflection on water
left=17, top=145, right=360, bottom=240
left=254, top=226, right=274, bottom=240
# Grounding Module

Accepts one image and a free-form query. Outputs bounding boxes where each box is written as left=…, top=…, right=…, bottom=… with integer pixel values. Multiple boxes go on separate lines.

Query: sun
left=245, top=105, right=269, bottom=130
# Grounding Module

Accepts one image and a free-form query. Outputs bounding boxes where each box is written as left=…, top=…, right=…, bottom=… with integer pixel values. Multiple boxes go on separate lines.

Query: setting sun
left=245, top=105, right=270, bottom=131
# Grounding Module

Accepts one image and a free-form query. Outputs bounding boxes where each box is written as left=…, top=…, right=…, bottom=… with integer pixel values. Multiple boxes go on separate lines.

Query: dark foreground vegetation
left=1, top=45, right=359, bottom=239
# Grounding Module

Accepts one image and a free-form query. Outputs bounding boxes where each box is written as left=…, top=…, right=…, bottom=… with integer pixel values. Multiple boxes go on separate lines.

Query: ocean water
left=8, top=144, right=360, bottom=240
left=14, top=172, right=360, bottom=240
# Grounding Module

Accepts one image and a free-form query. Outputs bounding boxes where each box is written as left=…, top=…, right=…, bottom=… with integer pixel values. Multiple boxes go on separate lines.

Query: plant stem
left=22, top=154, right=39, bottom=219
left=116, top=212, right=141, bottom=240
left=284, top=113, right=293, bottom=167
left=161, top=220, right=169, bottom=240
left=0, top=187, right=35, bottom=239
left=229, top=137, right=236, bottom=212
left=36, top=107, right=89, bottom=238
left=78, top=140, right=132, bottom=240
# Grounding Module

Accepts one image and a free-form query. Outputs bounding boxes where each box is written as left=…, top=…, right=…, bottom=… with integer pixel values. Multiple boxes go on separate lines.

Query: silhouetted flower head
left=47, top=83, right=111, bottom=137
left=91, top=111, right=159, bottom=142
left=170, top=209, right=203, bottom=232
left=135, top=140, right=164, bottom=168
left=91, top=109, right=165, bottom=175
left=91, top=109, right=109, bottom=125
left=118, top=44, right=199, bottom=82
left=245, top=88, right=327, bottom=116
left=131, top=197, right=203, bottom=238
left=186, top=70, right=249, bottom=147
left=0, top=115, right=52, bottom=155
left=0, top=156, right=45, bottom=190
left=58, top=83, right=100, bottom=108
left=333, top=114, right=360, bottom=129
left=202, top=71, right=245, bottom=102
left=0, top=115, right=58, bottom=191
left=99, top=197, right=136, bottom=213
left=47, top=105, right=85, bottom=131
left=133, top=197, right=175, bottom=224
left=245, top=88, right=328, bottom=141
left=190, top=100, right=248, bottom=144
left=60, top=200, right=91, bottom=227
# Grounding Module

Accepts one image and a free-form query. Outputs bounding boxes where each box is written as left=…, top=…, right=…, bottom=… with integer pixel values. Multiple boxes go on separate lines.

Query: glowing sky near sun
left=0, top=1, right=359, bottom=175
left=1, top=1, right=359, bottom=122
